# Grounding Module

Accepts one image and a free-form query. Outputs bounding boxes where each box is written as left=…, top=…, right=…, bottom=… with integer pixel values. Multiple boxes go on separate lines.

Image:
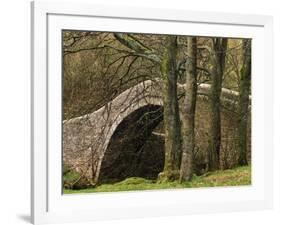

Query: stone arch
left=98, top=104, right=164, bottom=183
left=63, top=80, right=164, bottom=185
left=92, top=81, right=163, bottom=183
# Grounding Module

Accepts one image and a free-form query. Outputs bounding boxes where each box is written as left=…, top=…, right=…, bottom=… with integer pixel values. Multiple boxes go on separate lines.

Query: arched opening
left=98, top=104, right=165, bottom=184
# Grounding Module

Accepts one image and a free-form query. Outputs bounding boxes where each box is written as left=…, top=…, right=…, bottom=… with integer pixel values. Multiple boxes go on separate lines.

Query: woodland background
left=63, top=31, right=251, bottom=191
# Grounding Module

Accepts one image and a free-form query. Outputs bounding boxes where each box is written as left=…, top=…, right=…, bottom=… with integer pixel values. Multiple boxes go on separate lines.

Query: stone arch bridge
left=63, top=80, right=241, bottom=187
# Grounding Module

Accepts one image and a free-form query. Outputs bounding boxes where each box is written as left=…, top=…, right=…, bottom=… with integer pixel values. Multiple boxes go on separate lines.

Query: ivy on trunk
left=159, top=35, right=182, bottom=181
left=180, top=37, right=197, bottom=182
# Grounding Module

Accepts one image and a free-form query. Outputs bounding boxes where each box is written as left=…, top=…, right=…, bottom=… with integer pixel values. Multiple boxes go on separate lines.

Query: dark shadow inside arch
left=98, top=104, right=165, bottom=184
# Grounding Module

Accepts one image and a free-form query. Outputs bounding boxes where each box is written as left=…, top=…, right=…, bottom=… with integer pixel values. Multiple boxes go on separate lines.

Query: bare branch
left=113, top=33, right=161, bottom=63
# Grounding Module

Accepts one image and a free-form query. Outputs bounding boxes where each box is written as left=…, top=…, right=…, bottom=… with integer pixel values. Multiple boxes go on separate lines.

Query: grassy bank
left=64, top=165, right=251, bottom=194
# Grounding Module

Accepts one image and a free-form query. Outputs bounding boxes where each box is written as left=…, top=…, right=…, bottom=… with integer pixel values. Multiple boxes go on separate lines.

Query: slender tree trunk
left=238, top=39, right=251, bottom=165
left=159, top=35, right=182, bottom=181
left=179, top=37, right=197, bottom=182
left=208, top=38, right=228, bottom=171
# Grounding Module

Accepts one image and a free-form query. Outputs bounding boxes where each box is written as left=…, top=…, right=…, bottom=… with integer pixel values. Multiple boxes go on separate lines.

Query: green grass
left=63, top=169, right=81, bottom=184
left=63, top=165, right=251, bottom=194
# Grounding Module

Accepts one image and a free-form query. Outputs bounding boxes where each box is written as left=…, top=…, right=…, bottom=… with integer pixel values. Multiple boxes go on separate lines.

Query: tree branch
left=113, top=33, right=161, bottom=63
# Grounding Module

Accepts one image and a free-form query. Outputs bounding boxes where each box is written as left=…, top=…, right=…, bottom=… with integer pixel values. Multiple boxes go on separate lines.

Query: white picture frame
left=31, top=1, right=274, bottom=224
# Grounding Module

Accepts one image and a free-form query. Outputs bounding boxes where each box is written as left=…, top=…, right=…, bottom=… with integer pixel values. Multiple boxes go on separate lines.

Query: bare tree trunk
left=208, top=38, right=228, bottom=171
left=159, top=35, right=182, bottom=181
left=238, top=39, right=251, bottom=165
left=179, top=37, right=197, bottom=182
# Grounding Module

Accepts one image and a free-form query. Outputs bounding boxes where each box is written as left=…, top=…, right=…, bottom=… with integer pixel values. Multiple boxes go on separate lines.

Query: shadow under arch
left=98, top=104, right=165, bottom=184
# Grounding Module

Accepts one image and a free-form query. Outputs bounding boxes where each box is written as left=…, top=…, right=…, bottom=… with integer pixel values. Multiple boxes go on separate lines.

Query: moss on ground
left=63, top=165, right=251, bottom=194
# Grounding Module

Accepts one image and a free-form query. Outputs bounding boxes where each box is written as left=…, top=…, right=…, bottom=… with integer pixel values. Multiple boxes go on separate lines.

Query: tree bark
left=159, top=35, right=182, bottom=181
left=179, top=37, right=197, bottom=182
left=238, top=39, right=251, bottom=165
left=208, top=38, right=228, bottom=171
